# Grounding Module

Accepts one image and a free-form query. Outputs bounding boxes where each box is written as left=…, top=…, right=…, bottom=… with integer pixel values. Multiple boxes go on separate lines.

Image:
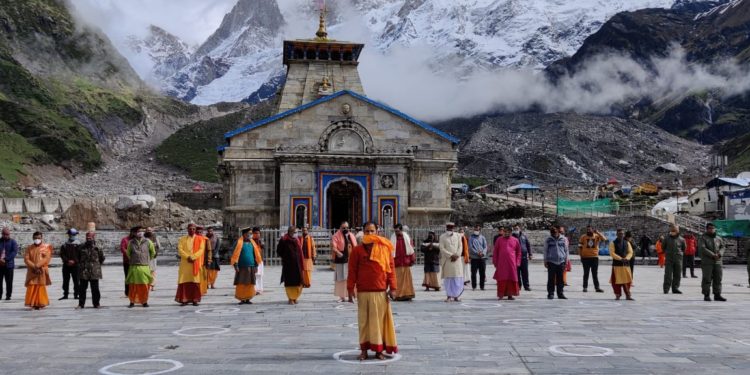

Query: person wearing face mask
left=468, top=224, right=488, bottom=291
left=24, top=232, right=52, bottom=310
left=332, top=222, right=357, bottom=303
left=698, top=223, right=727, bottom=302
left=277, top=226, right=305, bottom=305
left=76, top=232, right=105, bottom=309
left=120, top=227, right=138, bottom=297
left=347, top=222, right=398, bottom=361
left=440, top=223, right=464, bottom=302
left=578, top=225, right=606, bottom=293
left=300, top=226, right=317, bottom=289
left=544, top=226, right=568, bottom=300
left=195, top=226, right=212, bottom=296
left=0, top=227, right=19, bottom=301
left=230, top=228, right=263, bottom=305
left=58, top=228, right=80, bottom=301
left=493, top=226, right=522, bottom=300
left=662, top=224, right=686, bottom=295
left=608, top=229, right=634, bottom=301
left=389, top=224, right=416, bottom=301
left=205, top=227, right=221, bottom=289
left=126, top=227, right=156, bottom=308
left=420, top=231, right=441, bottom=291
left=175, top=223, right=205, bottom=306
left=512, top=224, right=533, bottom=291
left=252, top=228, right=265, bottom=295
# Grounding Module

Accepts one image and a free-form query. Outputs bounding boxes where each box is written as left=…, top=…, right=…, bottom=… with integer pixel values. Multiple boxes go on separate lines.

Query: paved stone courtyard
left=1, top=263, right=750, bottom=374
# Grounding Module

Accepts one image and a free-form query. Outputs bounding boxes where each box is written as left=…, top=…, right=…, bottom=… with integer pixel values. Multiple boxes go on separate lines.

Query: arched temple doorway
left=326, top=179, right=363, bottom=229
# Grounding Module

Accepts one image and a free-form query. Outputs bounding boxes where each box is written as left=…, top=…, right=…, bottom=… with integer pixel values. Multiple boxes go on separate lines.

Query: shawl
left=362, top=235, right=394, bottom=273
left=331, top=230, right=356, bottom=259
left=389, top=232, right=415, bottom=257
left=231, top=238, right=263, bottom=266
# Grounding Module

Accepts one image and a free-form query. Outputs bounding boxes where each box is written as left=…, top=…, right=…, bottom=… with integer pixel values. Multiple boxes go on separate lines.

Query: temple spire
left=315, top=1, right=328, bottom=41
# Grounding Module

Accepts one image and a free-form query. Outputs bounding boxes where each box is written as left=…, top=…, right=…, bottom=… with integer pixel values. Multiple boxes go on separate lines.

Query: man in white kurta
left=439, top=223, right=464, bottom=302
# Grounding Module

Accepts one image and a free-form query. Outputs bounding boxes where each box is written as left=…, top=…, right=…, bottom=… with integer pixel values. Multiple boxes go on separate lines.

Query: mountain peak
left=194, top=0, right=284, bottom=58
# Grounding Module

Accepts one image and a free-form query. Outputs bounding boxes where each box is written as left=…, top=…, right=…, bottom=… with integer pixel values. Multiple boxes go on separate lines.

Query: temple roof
left=218, top=90, right=460, bottom=151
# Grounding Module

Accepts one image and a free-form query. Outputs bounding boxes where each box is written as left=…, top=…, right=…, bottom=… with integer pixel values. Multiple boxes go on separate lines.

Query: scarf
left=389, top=232, right=414, bottom=257
left=613, top=238, right=628, bottom=258
left=331, top=230, right=354, bottom=259
left=363, top=235, right=393, bottom=273
left=192, top=235, right=205, bottom=276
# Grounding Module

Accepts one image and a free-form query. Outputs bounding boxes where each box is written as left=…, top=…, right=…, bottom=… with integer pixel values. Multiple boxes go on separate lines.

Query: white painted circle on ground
left=503, top=319, right=559, bottom=326
left=648, top=317, right=704, bottom=324
left=335, top=304, right=356, bottom=311
left=576, top=301, right=621, bottom=307
left=195, top=307, right=240, bottom=315
left=333, top=350, right=402, bottom=365
left=736, top=339, right=750, bottom=346
left=99, top=359, right=183, bottom=375
left=172, top=326, right=231, bottom=337
left=461, top=302, right=502, bottom=308
left=548, top=345, right=614, bottom=357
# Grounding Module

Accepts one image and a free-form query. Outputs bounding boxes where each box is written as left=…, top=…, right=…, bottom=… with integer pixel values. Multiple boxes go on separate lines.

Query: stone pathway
left=1, top=263, right=749, bottom=374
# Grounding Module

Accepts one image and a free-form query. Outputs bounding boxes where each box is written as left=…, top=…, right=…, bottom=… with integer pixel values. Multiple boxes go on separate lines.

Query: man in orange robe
left=348, top=222, right=398, bottom=361
left=299, top=226, right=316, bottom=288
left=24, top=231, right=52, bottom=310
left=175, top=224, right=205, bottom=306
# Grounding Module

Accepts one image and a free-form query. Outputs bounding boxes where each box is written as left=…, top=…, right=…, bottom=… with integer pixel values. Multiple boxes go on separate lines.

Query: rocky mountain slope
left=123, top=0, right=678, bottom=105
left=443, top=113, right=710, bottom=186
left=0, top=0, right=250, bottom=197
left=547, top=0, right=750, bottom=144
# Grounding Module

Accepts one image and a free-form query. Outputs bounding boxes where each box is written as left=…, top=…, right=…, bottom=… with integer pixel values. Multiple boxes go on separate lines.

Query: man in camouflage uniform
left=698, top=223, right=726, bottom=302
left=662, top=224, right=686, bottom=295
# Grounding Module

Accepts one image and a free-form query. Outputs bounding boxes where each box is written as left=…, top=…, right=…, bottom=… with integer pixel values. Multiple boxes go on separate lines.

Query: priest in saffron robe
left=609, top=228, right=635, bottom=301
left=206, top=227, right=221, bottom=289
left=175, top=224, right=205, bottom=306
left=196, top=226, right=212, bottom=296
left=300, top=226, right=316, bottom=288
left=231, top=228, right=262, bottom=304
left=390, top=224, right=416, bottom=301
left=348, top=222, right=398, bottom=361
left=277, top=226, right=305, bottom=304
left=24, top=231, right=52, bottom=310
left=126, top=227, right=155, bottom=308
left=492, top=226, right=522, bottom=300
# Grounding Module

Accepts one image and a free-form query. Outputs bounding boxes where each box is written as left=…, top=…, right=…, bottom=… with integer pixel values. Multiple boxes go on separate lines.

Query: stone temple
left=218, top=12, right=459, bottom=232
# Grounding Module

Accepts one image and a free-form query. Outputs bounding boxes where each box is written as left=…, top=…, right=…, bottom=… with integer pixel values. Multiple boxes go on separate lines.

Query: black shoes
left=128, top=303, right=135, bottom=308
left=595, top=289, right=604, bottom=293
left=557, top=294, right=567, bottom=299
left=672, top=290, right=682, bottom=294
left=59, top=296, right=68, bottom=300
left=547, top=295, right=553, bottom=299
left=142, top=303, right=149, bottom=308
left=524, top=287, right=532, bottom=291
left=583, top=288, right=587, bottom=293
left=714, top=295, right=727, bottom=302
left=704, top=295, right=711, bottom=301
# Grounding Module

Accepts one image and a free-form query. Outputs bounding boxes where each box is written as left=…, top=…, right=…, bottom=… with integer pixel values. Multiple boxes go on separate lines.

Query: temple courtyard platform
left=1, top=263, right=749, bottom=374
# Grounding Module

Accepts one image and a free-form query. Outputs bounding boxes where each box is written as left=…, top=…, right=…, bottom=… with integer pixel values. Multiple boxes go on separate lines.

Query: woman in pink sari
left=492, top=226, right=522, bottom=300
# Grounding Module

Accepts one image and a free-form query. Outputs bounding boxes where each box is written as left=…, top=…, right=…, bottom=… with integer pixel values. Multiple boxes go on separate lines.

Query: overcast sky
left=68, top=0, right=238, bottom=46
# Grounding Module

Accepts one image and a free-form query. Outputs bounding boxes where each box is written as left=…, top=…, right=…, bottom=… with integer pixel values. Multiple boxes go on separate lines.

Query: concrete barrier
left=42, top=198, right=61, bottom=213
left=3, top=198, right=24, bottom=213
left=23, top=198, right=43, bottom=213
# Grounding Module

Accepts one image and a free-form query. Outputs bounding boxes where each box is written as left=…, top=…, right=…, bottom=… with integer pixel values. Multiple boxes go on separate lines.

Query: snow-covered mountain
left=126, top=25, right=194, bottom=85
left=125, top=0, right=682, bottom=106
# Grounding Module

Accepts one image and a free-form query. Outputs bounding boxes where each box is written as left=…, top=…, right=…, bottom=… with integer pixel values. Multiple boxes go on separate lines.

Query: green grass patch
left=156, top=102, right=276, bottom=182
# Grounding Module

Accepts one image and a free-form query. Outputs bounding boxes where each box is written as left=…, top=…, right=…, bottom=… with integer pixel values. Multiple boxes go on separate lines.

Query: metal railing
left=230, top=227, right=500, bottom=266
